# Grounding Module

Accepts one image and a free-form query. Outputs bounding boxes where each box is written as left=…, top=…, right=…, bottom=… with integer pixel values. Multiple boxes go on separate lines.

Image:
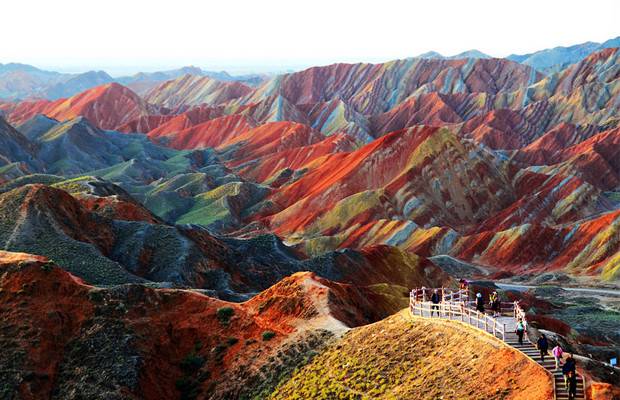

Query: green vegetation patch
left=216, top=307, right=235, bottom=325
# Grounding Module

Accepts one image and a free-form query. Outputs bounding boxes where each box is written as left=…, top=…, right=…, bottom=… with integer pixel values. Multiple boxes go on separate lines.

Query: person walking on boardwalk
left=562, top=354, right=576, bottom=390
left=431, top=289, right=441, bottom=317
left=515, top=318, right=525, bottom=345
left=567, top=370, right=578, bottom=400
left=552, top=343, right=564, bottom=370
left=537, top=334, right=549, bottom=363
left=490, top=291, right=500, bottom=317
left=475, top=292, right=484, bottom=313
left=459, top=279, right=470, bottom=300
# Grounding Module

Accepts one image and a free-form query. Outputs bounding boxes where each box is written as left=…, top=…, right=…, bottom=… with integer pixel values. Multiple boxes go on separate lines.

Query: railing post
left=514, top=301, right=518, bottom=319
left=502, top=323, right=506, bottom=341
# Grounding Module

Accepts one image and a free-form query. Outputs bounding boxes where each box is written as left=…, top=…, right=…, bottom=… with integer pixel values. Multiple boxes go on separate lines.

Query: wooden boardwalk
left=410, top=288, right=585, bottom=400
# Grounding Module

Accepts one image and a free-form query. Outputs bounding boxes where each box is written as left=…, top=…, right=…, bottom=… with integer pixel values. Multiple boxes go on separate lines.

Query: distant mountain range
left=507, top=36, right=620, bottom=73
left=413, top=36, right=620, bottom=73
left=0, top=64, right=267, bottom=100
left=1, top=36, right=619, bottom=100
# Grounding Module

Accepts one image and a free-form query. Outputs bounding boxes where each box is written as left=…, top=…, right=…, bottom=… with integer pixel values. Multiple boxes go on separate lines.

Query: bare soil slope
left=270, top=311, right=553, bottom=400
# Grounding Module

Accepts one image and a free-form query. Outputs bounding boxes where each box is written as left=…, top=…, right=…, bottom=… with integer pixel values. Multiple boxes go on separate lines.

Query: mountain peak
left=452, top=49, right=491, bottom=59
left=416, top=51, right=444, bottom=59
left=415, top=49, right=491, bottom=60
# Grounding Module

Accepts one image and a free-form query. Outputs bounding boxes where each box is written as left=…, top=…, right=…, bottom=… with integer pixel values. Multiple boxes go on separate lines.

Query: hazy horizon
left=2, top=0, right=618, bottom=76
left=3, top=36, right=619, bottom=78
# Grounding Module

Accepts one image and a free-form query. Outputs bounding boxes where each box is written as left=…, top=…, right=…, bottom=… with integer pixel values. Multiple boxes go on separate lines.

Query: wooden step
left=412, top=305, right=585, bottom=399
left=555, top=384, right=584, bottom=389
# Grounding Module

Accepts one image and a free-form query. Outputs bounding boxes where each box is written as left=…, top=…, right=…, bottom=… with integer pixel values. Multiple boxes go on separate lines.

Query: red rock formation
left=231, top=132, right=356, bottom=184
left=3, top=83, right=152, bottom=130
left=514, top=127, right=620, bottom=190
left=511, top=123, right=600, bottom=164
left=248, top=58, right=541, bottom=116
left=143, top=74, right=253, bottom=108
left=370, top=92, right=491, bottom=136
left=452, top=209, right=620, bottom=277
left=267, top=125, right=514, bottom=234
left=116, top=114, right=178, bottom=134
left=76, top=194, right=161, bottom=224
left=149, top=114, right=254, bottom=149
left=218, top=121, right=325, bottom=159
left=0, top=253, right=437, bottom=399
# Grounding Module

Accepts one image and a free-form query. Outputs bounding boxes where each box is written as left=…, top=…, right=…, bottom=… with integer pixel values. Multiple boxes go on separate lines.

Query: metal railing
left=410, top=287, right=470, bottom=303
left=410, top=300, right=508, bottom=341
left=410, top=290, right=560, bottom=399
left=513, top=300, right=528, bottom=329
left=510, top=300, right=560, bottom=400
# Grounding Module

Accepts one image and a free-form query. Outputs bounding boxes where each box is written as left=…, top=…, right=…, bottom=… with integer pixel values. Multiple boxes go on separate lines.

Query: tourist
left=567, top=370, right=578, bottom=400
left=490, top=291, right=500, bottom=317
left=515, top=318, right=525, bottom=345
left=563, top=354, right=576, bottom=390
left=537, top=334, right=549, bottom=363
left=431, top=289, right=441, bottom=317
left=475, top=292, right=484, bottom=313
left=552, top=343, right=564, bottom=370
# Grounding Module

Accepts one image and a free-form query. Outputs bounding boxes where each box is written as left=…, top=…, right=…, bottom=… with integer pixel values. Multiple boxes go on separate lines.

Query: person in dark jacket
left=431, top=289, right=441, bottom=317
left=490, top=291, right=500, bottom=317
left=567, top=370, right=578, bottom=400
left=562, top=354, right=576, bottom=390
left=537, top=334, right=549, bottom=362
left=475, top=292, right=484, bottom=313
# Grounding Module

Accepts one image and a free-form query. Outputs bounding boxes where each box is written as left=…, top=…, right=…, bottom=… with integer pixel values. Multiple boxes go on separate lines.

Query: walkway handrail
left=411, top=287, right=592, bottom=399
left=514, top=300, right=528, bottom=330
left=410, top=293, right=558, bottom=399
left=410, top=287, right=470, bottom=303
left=410, top=300, right=507, bottom=341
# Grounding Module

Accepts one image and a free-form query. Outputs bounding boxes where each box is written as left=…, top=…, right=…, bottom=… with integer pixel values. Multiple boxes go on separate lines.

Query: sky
left=1, top=0, right=619, bottom=76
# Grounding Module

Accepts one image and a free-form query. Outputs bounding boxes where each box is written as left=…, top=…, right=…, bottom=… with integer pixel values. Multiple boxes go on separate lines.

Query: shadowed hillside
left=0, top=253, right=432, bottom=399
